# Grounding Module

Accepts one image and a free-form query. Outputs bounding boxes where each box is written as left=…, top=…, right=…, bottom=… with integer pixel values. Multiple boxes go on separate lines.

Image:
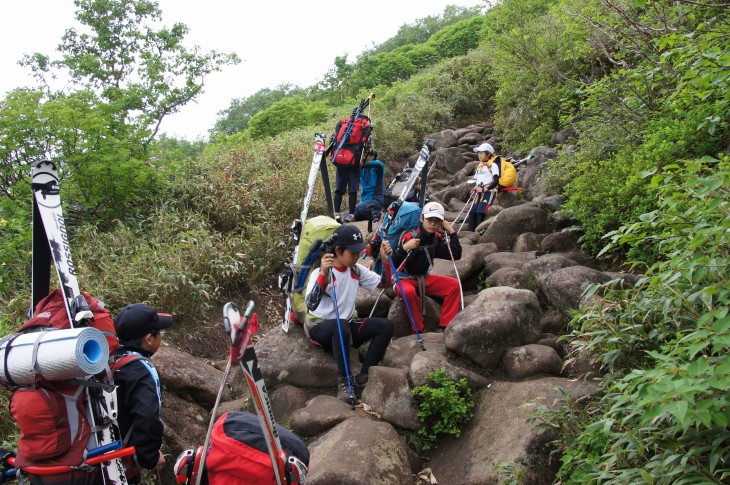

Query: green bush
left=540, top=157, right=730, bottom=483
left=411, top=368, right=475, bottom=451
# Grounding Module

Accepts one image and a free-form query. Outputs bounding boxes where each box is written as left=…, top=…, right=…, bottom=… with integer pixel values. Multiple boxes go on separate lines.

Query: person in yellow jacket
left=468, top=143, right=516, bottom=231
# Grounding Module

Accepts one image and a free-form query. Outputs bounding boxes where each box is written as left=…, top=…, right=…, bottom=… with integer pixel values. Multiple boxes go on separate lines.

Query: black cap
left=368, top=149, right=378, bottom=159
left=114, top=303, right=173, bottom=341
left=331, top=225, right=368, bottom=253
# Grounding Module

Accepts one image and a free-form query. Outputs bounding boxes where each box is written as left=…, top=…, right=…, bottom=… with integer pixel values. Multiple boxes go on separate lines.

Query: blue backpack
left=373, top=202, right=422, bottom=273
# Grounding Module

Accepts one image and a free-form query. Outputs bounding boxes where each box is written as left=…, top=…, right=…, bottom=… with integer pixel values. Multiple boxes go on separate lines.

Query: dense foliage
left=534, top=159, right=729, bottom=482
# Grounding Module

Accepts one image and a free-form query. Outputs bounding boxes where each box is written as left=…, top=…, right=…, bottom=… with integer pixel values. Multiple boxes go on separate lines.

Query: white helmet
left=473, top=142, right=495, bottom=154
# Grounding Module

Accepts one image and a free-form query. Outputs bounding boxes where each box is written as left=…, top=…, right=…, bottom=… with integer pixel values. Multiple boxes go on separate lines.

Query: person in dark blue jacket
left=113, top=303, right=173, bottom=484
left=349, top=149, right=385, bottom=222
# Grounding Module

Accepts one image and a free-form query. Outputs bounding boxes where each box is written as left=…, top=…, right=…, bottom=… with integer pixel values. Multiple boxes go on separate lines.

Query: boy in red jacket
left=390, top=202, right=462, bottom=332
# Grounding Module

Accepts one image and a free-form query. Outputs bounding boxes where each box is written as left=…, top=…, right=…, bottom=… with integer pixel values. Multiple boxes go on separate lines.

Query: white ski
left=30, top=160, right=128, bottom=485
left=281, top=133, right=328, bottom=333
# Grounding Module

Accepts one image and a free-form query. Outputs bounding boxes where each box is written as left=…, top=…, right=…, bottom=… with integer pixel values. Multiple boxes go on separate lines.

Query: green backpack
left=291, top=216, right=340, bottom=322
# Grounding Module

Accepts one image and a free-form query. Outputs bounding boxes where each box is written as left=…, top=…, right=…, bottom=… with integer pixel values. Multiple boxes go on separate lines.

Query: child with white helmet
left=470, top=142, right=501, bottom=231
left=390, top=201, right=462, bottom=333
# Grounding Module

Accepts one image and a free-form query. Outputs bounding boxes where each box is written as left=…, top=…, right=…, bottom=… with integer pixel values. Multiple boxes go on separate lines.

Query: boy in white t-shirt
left=304, top=224, right=394, bottom=404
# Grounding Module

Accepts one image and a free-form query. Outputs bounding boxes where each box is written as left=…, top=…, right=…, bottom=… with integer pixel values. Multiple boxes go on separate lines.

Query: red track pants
left=394, top=274, right=461, bottom=331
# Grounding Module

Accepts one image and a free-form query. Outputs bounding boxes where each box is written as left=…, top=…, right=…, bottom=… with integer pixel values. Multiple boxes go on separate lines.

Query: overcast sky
left=0, top=0, right=485, bottom=140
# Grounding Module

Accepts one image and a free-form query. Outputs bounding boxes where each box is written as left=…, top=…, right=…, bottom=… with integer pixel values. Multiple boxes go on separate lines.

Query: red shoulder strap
left=111, top=353, right=143, bottom=371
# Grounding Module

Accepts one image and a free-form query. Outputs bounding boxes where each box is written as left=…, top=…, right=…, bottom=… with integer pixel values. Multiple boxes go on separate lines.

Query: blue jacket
left=360, top=159, right=384, bottom=203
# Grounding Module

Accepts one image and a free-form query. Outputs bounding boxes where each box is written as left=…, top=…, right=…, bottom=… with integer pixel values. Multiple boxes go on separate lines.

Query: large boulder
left=153, top=345, right=245, bottom=407
left=522, top=253, right=580, bottom=284
left=429, top=129, right=459, bottom=150
left=431, top=180, right=473, bottom=206
left=306, top=417, right=412, bottom=484
left=382, top=333, right=447, bottom=370
left=541, top=266, right=612, bottom=312
left=387, top=295, right=441, bottom=337
left=484, top=267, right=533, bottom=291
left=540, top=230, right=581, bottom=253
left=356, top=286, right=391, bottom=318
left=290, top=395, right=362, bottom=437
left=361, top=366, right=421, bottom=431
left=513, top=233, right=545, bottom=252
left=519, top=147, right=557, bottom=200
left=255, top=325, right=360, bottom=388
left=431, top=147, right=467, bottom=175
left=483, top=251, right=538, bottom=274
left=160, top=391, right=208, bottom=457
left=458, top=132, right=484, bottom=146
left=409, top=351, right=491, bottom=390
left=428, top=377, right=597, bottom=485
left=481, top=205, right=550, bottom=250
left=270, top=384, right=310, bottom=423
left=502, top=344, right=564, bottom=378
left=432, top=242, right=498, bottom=282
left=551, top=127, right=578, bottom=146
left=445, top=287, right=542, bottom=369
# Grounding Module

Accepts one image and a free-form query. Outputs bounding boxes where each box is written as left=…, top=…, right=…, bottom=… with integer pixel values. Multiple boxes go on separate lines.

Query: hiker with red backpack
left=303, top=225, right=394, bottom=405
left=391, top=202, right=462, bottom=333
left=113, top=304, right=173, bottom=484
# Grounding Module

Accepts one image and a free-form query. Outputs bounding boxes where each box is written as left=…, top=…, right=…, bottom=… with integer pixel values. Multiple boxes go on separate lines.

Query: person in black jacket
left=390, top=202, right=462, bottom=332
left=113, top=303, right=173, bottom=484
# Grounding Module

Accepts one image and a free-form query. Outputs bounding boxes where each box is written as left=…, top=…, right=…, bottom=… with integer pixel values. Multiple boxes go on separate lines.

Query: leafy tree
left=427, top=15, right=487, bottom=58
left=212, top=84, right=303, bottom=135
left=375, top=5, right=482, bottom=54
left=246, top=97, right=330, bottom=139
left=1, top=0, right=238, bottom=222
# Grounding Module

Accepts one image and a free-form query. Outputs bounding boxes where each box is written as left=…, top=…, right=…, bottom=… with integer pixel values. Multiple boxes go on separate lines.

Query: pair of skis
left=280, top=133, right=334, bottom=333
left=196, top=302, right=307, bottom=485
left=330, top=94, right=374, bottom=165
left=29, top=161, right=129, bottom=484
left=382, top=139, right=435, bottom=233
left=363, top=138, right=435, bottom=265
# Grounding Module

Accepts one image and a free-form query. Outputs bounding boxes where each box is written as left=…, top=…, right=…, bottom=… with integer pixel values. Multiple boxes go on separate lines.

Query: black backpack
left=383, top=167, right=421, bottom=208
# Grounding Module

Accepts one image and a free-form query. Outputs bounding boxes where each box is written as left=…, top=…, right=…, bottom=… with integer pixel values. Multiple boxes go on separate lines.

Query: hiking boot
left=342, top=212, right=354, bottom=223
left=337, top=377, right=356, bottom=405
left=353, top=374, right=368, bottom=398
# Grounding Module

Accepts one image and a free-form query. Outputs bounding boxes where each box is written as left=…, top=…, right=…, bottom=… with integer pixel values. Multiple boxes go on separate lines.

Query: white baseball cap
left=421, top=202, right=445, bottom=220
left=473, top=142, right=495, bottom=154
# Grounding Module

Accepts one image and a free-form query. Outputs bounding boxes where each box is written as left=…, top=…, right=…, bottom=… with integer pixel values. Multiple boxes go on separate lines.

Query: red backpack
left=335, top=114, right=371, bottom=146
left=203, top=412, right=309, bottom=485
left=332, top=115, right=372, bottom=167
left=3, top=289, right=119, bottom=468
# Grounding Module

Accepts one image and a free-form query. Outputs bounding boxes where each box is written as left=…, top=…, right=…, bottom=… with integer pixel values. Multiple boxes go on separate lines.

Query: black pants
left=334, top=165, right=360, bottom=213
left=309, top=317, right=393, bottom=377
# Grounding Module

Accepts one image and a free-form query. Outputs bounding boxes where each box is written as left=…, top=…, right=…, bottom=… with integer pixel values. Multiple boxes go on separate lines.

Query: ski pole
left=458, top=193, right=477, bottom=233
left=367, top=251, right=412, bottom=318
left=443, top=231, right=464, bottom=310
left=195, top=302, right=256, bottom=485
left=451, top=190, right=476, bottom=230
left=510, top=153, right=535, bottom=168
left=329, top=268, right=357, bottom=409
left=370, top=215, right=426, bottom=351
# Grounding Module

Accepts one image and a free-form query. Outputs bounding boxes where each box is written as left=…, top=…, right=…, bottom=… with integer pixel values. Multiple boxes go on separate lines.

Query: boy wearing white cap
left=390, top=202, right=462, bottom=332
left=470, top=142, right=502, bottom=231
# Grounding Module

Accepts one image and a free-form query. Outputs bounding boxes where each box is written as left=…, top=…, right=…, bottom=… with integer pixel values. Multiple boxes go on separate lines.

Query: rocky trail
left=157, top=123, right=633, bottom=484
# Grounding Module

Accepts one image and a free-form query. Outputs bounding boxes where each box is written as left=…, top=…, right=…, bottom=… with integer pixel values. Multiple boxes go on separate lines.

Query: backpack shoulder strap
left=397, top=228, right=419, bottom=250
left=112, top=351, right=149, bottom=371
